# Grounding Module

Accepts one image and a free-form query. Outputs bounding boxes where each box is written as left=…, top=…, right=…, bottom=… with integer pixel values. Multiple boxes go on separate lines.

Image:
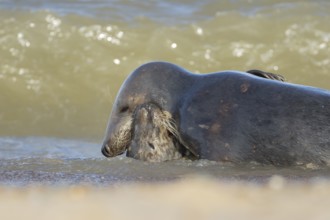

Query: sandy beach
left=1, top=176, right=330, bottom=220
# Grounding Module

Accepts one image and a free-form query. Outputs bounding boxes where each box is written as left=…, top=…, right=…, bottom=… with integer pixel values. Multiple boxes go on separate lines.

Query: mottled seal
left=101, top=62, right=330, bottom=166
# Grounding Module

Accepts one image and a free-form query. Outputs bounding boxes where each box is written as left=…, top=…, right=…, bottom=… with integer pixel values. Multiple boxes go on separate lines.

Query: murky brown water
left=1, top=0, right=329, bottom=139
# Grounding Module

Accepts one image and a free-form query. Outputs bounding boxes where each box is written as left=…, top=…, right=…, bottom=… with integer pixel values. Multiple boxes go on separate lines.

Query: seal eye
left=119, top=106, right=129, bottom=113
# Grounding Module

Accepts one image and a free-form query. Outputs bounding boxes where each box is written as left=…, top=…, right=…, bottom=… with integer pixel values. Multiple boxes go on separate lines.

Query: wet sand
left=1, top=176, right=330, bottom=220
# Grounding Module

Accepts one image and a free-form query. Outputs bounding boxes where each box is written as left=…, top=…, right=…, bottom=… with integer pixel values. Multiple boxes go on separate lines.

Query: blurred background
left=0, top=0, right=329, bottom=141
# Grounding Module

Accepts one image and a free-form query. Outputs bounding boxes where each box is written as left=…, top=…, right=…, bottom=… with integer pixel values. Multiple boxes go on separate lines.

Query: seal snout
left=101, top=143, right=112, bottom=157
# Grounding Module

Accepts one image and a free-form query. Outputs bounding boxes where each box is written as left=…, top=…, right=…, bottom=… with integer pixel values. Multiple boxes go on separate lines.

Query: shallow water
left=1, top=0, right=330, bottom=186
left=1, top=137, right=330, bottom=186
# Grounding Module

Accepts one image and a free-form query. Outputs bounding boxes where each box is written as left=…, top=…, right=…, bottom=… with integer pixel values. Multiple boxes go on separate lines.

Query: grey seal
left=101, top=62, right=330, bottom=166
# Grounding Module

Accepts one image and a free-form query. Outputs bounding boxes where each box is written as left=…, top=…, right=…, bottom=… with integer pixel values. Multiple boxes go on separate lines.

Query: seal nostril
left=102, top=144, right=111, bottom=157
left=148, top=142, right=155, bottom=150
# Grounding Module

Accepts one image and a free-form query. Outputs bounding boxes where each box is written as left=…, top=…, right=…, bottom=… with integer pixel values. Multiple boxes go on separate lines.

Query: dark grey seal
left=101, top=62, right=330, bottom=166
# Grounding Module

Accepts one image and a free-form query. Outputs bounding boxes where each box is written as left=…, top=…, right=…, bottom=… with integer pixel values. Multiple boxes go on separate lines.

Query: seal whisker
left=109, top=115, right=133, bottom=156
left=160, top=111, right=199, bottom=158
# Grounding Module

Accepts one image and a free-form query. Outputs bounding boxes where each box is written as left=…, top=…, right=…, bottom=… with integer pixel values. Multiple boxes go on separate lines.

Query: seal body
left=102, top=62, right=330, bottom=166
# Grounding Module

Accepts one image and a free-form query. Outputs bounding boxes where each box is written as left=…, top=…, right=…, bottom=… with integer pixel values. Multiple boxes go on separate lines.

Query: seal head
left=101, top=62, right=198, bottom=160
left=126, top=103, right=187, bottom=162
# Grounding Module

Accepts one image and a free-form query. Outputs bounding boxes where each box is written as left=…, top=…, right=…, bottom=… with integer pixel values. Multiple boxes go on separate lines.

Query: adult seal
left=101, top=62, right=330, bottom=166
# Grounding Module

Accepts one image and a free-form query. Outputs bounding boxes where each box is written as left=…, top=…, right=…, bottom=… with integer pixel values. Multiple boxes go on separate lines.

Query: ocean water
left=1, top=136, right=330, bottom=186
left=1, top=0, right=330, bottom=186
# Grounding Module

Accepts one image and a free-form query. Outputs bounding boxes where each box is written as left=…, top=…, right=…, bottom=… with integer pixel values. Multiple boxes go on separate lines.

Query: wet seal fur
left=127, top=103, right=185, bottom=162
left=102, top=62, right=330, bottom=166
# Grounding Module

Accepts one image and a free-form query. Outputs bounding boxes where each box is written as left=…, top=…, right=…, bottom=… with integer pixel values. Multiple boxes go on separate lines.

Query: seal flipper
left=246, top=69, right=285, bottom=82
